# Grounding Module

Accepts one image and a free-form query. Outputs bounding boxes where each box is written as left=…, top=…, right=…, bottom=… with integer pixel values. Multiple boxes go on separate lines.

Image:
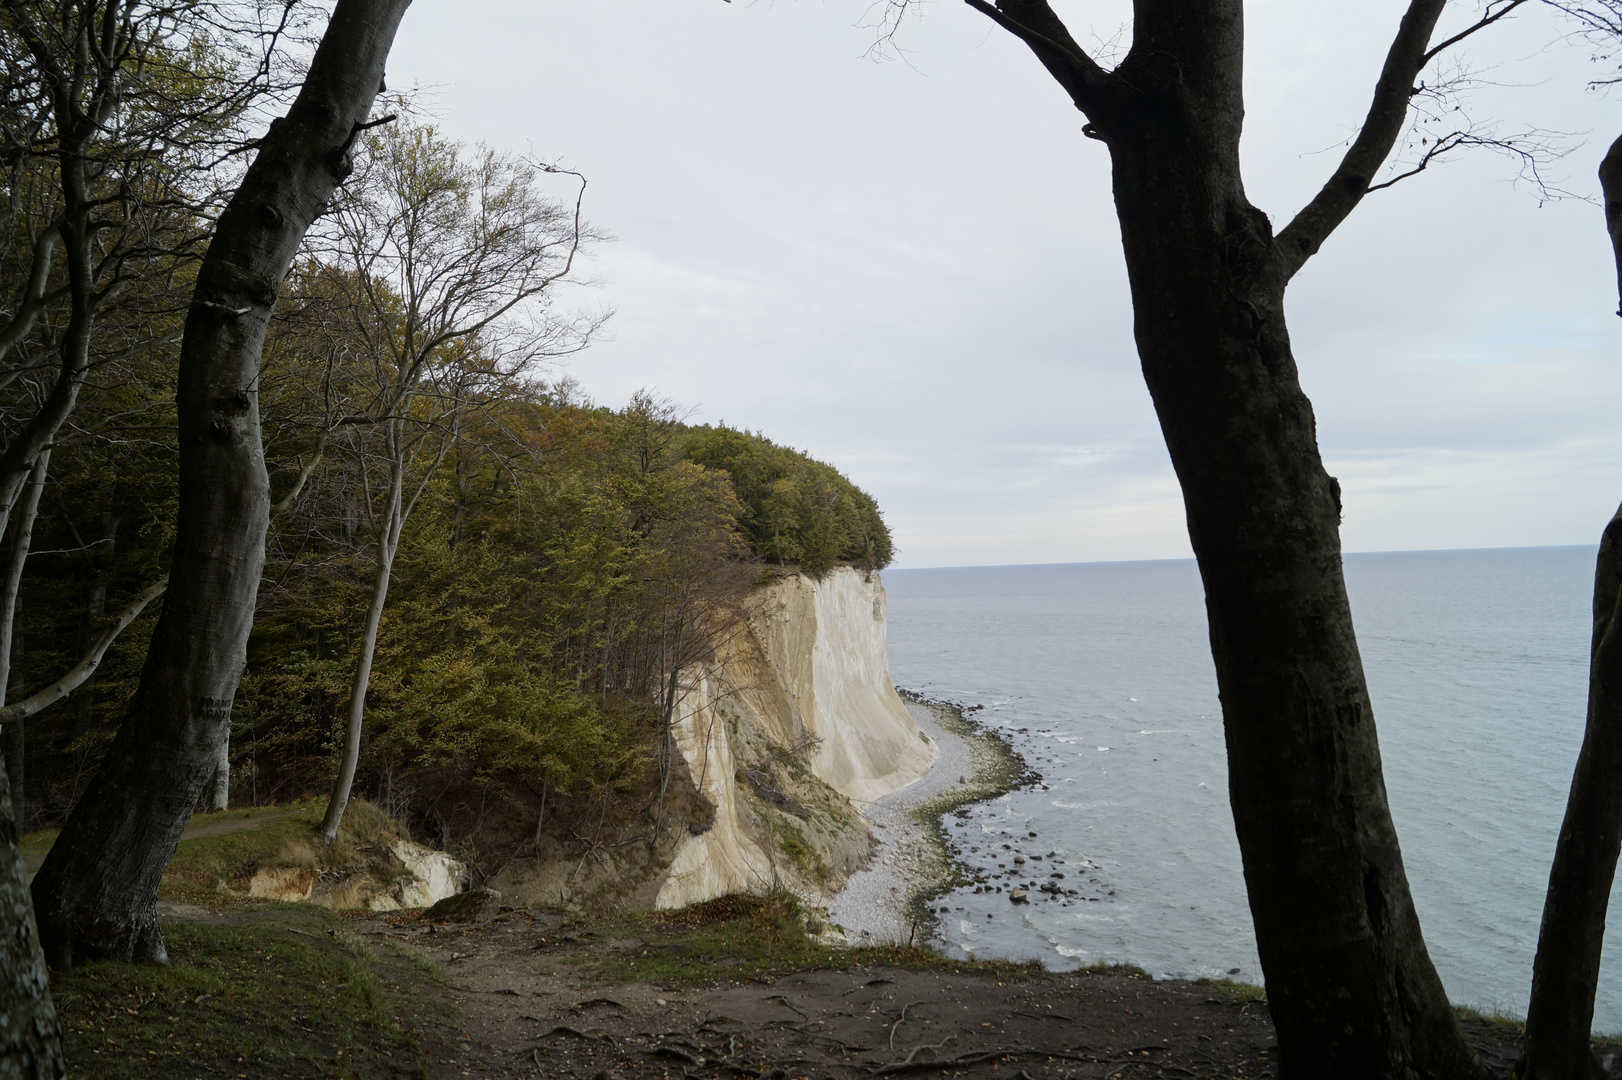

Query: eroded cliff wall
left=654, top=567, right=935, bottom=909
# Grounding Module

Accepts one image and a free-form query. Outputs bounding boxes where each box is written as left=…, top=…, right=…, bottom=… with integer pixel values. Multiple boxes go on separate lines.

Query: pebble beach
left=825, top=701, right=996, bottom=945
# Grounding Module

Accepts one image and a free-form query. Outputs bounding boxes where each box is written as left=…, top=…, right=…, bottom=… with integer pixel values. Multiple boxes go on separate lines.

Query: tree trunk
left=0, top=448, right=49, bottom=822
left=965, top=1, right=1486, bottom=1073
left=1518, top=509, right=1622, bottom=1080
left=1106, top=91, right=1484, bottom=1080
left=1514, top=136, right=1622, bottom=1080
left=199, top=738, right=230, bottom=814
left=29, top=0, right=412, bottom=967
left=320, top=443, right=405, bottom=843
left=0, top=750, right=63, bottom=1079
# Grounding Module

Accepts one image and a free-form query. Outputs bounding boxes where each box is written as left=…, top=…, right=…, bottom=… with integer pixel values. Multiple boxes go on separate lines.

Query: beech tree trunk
left=0, top=751, right=63, bottom=1079
left=1514, top=135, right=1622, bottom=1080
left=29, top=0, right=412, bottom=967
left=0, top=448, right=49, bottom=820
left=320, top=440, right=406, bottom=843
left=1519, top=508, right=1622, bottom=1080
left=970, top=1, right=1485, bottom=1074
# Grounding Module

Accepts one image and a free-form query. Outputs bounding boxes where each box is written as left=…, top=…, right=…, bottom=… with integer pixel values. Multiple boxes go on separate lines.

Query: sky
left=384, top=1, right=1621, bottom=569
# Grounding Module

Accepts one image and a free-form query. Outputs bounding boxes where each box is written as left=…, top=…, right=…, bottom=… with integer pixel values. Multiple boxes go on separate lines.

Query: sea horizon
left=888, top=541, right=1596, bottom=575
left=883, top=546, right=1617, bottom=1027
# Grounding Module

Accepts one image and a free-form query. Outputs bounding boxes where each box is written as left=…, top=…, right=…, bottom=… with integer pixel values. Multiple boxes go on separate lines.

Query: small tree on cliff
left=311, top=118, right=601, bottom=844
left=868, top=1, right=1585, bottom=1075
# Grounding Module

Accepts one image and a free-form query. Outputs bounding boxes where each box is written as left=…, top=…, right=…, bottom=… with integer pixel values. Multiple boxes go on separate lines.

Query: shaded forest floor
left=48, top=893, right=1567, bottom=1080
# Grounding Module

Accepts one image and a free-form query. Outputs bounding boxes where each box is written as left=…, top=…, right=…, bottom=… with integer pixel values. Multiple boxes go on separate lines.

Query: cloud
left=388, top=0, right=1621, bottom=568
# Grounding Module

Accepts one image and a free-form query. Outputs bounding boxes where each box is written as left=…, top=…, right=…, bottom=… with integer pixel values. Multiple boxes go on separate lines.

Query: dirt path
left=354, top=908, right=1285, bottom=1079
left=24, top=806, right=303, bottom=874
left=328, top=904, right=1523, bottom=1080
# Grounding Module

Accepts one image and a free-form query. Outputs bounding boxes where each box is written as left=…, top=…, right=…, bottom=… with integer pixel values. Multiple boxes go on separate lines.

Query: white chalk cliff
left=655, top=566, right=935, bottom=909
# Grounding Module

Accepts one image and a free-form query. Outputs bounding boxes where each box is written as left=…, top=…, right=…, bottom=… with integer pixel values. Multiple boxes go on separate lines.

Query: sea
left=882, top=546, right=1622, bottom=1029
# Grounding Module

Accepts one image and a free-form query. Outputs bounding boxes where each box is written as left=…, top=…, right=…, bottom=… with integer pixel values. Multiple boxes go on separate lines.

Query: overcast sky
left=385, top=1, right=1619, bottom=569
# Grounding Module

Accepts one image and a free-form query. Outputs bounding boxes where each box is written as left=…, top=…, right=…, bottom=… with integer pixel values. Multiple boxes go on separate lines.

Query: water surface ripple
left=884, top=547, right=1611, bottom=1028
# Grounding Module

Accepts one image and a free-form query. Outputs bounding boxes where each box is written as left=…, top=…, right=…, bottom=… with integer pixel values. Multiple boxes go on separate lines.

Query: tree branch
left=270, top=433, right=329, bottom=516
left=0, top=575, right=167, bottom=728
left=1273, top=0, right=1449, bottom=281
left=1421, top=0, right=1532, bottom=64
left=960, top=0, right=1116, bottom=113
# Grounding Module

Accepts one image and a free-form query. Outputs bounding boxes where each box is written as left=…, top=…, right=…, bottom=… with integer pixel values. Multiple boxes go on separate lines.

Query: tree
left=0, top=753, right=61, bottom=1078
left=871, top=1, right=1556, bottom=1074
left=0, top=0, right=294, bottom=822
left=308, top=118, right=600, bottom=843
left=1515, top=118, right=1622, bottom=1079
left=28, top=0, right=412, bottom=968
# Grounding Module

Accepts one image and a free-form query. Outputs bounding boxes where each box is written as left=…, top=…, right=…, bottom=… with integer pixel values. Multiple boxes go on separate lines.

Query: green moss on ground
left=564, top=892, right=1041, bottom=986
left=51, top=904, right=449, bottom=1080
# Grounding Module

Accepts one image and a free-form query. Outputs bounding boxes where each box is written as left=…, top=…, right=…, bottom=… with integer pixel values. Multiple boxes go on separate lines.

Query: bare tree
left=28, top=0, right=412, bottom=968
left=312, top=119, right=602, bottom=843
left=865, top=0, right=1582, bottom=1074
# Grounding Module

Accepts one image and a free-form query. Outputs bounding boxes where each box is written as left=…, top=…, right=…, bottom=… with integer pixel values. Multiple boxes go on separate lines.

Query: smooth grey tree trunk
left=1515, top=134, right=1622, bottom=1080
left=29, top=0, right=412, bottom=967
left=321, top=415, right=447, bottom=843
left=969, top=1, right=1485, bottom=1074
left=200, top=739, right=230, bottom=813
left=320, top=434, right=406, bottom=843
left=0, top=448, right=49, bottom=820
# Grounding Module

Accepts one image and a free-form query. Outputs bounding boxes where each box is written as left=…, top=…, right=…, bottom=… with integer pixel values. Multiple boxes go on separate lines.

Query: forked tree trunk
left=0, top=751, right=63, bottom=1079
left=29, top=0, right=412, bottom=967
left=978, top=1, right=1483, bottom=1074
left=1514, top=134, right=1622, bottom=1080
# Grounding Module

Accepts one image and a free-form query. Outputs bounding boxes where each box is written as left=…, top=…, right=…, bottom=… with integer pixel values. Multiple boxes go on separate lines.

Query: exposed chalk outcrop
left=245, top=838, right=469, bottom=911
left=655, top=567, right=934, bottom=909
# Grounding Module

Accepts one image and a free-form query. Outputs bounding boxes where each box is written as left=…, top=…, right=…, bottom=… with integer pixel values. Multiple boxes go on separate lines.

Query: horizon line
left=886, top=542, right=1594, bottom=573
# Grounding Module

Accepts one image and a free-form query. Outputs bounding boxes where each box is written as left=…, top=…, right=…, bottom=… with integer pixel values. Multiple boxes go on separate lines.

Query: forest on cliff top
left=0, top=70, right=892, bottom=856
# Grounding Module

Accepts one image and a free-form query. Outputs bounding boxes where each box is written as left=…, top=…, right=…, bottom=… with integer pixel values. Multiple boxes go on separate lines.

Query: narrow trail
left=24, top=806, right=304, bottom=874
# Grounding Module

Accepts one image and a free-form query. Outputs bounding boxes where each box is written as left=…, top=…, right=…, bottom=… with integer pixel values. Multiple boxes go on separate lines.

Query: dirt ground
left=351, top=906, right=1527, bottom=1080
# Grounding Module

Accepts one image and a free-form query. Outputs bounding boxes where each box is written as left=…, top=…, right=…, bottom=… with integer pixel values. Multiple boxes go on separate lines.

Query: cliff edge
left=655, top=566, right=936, bottom=908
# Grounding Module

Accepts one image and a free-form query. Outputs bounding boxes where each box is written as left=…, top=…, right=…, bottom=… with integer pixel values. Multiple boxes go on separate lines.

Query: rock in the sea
left=1009, top=889, right=1028, bottom=904
left=424, top=887, right=503, bottom=923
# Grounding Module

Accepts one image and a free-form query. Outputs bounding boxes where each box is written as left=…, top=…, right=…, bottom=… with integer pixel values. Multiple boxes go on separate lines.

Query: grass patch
left=574, top=891, right=1041, bottom=986
left=153, top=798, right=410, bottom=907
left=160, top=804, right=327, bottom=892
left=51, top=904, right=450, bottom=1080
left=19, top=827, right=59, bottom=863
left=1194, top=975, right=1266, bottom=1001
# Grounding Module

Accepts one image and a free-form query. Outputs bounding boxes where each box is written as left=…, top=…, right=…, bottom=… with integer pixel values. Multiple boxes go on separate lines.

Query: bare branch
left=1422, top=0, right=1534, bottom=64
left=0, top=575, right=167, bottom=728
left=1274, top=0, right=1449, bottom=282
left=959, top=0, right=1116, bottom=112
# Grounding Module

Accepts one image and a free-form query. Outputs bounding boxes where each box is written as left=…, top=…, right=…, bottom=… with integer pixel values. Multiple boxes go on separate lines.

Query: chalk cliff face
left=654, top=567, right=935, bottom=909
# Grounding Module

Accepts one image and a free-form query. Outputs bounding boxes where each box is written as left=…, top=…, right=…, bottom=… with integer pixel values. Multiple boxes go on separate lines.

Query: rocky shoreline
left=825, top=693, right=1035, bottom=946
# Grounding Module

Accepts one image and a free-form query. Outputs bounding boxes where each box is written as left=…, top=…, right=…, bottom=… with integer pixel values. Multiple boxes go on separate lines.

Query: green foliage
left=683, top=424, right=894, bottom=576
